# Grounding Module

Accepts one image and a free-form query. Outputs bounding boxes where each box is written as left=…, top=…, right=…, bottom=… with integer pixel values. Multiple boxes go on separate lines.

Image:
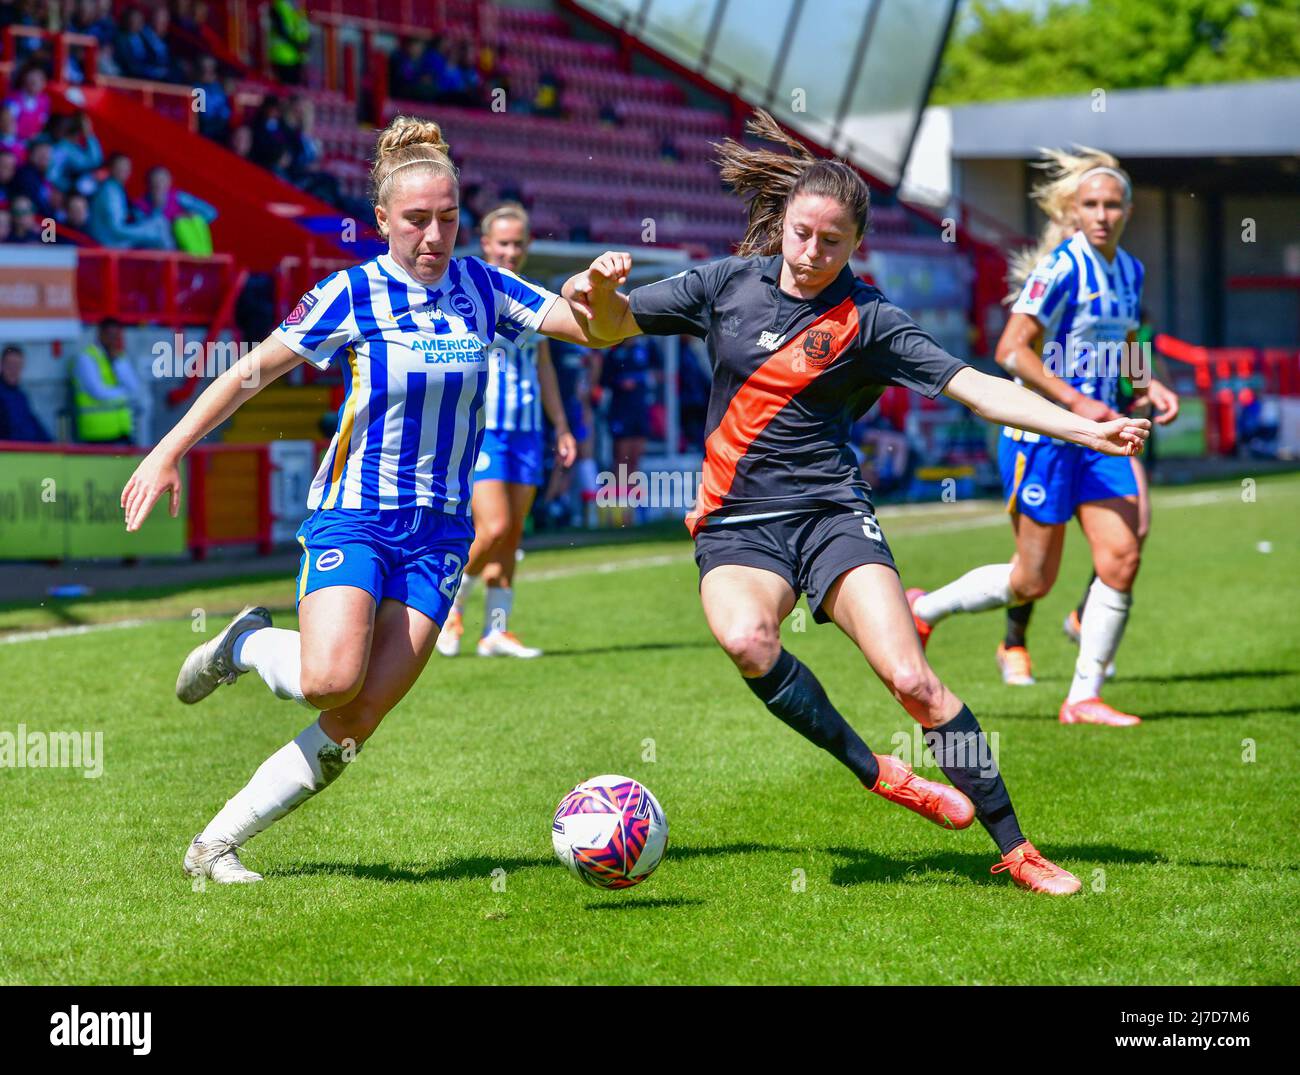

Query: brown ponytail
left=713, top=109, right=869, bottom=257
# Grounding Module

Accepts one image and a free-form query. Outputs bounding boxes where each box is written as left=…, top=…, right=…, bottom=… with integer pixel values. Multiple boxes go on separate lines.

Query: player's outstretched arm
left=943, top=366, right=1150, bottom=457
left=120, top=338, right=305, bottom=532
left=557, top=251, right=640, bottom=346
left=996, top=311, right=1117, bottom=423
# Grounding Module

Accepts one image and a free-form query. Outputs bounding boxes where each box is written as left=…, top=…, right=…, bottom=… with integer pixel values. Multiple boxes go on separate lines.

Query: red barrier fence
left=1156, top=335, right=1300, bottom=455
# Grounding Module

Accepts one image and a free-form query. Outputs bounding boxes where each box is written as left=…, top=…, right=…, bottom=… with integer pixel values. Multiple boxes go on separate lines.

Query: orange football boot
left=869, top=753, right=974, bottom=830
left=991, top=840, right=1082, bottom=895
left=905, top=588, right=933, bottom=649
left=996, top=643, right=1035, bottom=686
left=1059, top=697, right=1141, bottom=726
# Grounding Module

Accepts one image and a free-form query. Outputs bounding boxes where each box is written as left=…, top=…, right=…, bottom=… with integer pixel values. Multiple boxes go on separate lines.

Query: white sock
left=233, top=627, right=310, bottom=708
left=199, top=720, right=353, bottom=847
left=484, top=586, right=513, bottom=636
left=914, top=563, right=1014, bottom=625
left=452, top=572, right=478, bottom=614
left=1068, top=579, right=1131, bottom=703
left=577, top=458, right=598, bottom=496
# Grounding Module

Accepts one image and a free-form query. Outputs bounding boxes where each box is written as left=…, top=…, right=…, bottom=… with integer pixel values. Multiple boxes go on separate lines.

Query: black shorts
left=693, top=507, right=897, bottom=623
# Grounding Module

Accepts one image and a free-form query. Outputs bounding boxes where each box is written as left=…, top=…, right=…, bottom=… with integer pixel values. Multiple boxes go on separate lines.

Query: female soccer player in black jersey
left=563, top=112, right=1149, bottom=894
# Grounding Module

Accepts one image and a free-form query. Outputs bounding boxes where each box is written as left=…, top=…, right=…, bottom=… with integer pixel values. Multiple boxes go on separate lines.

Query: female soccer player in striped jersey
left=562, top=111, right=1150, bottom=895
left=437, top=202, right=577, bottom=659
left=120, top=117, right=608, bottom=884
left=909, top=148, right=1178, bottom=725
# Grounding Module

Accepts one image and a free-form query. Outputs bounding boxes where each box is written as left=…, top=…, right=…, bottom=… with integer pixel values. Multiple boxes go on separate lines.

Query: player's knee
left=479, top=514, right=511, bottom=547
left=301, top=664, right=365, bottom=711
left=888, top=661, right=943, bottom=710
left=1100, top=546, right=1141, bottom=590
left=328, top=703, right=386, bottom=745
left=718, top=622, right=781, bottom=677
left=1011, top=568, right=1053, bottom=603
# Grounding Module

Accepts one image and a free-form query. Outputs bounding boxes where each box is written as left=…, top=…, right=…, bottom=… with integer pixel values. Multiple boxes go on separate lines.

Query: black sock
left=1004, top=602, right=1033, bottom=648
left=924, top=706, right=1026, bottom=855
left=1077, top=571, right=1097, bottom=621
left=744, top=649, right=880, bottom=788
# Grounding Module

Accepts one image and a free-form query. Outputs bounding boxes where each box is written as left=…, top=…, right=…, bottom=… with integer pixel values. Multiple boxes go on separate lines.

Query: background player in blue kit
left=438, top=203, right=576, bottom=659
left=120, top=117, right=610, bottom=883
left=910, top=148, right=1179, bottom=726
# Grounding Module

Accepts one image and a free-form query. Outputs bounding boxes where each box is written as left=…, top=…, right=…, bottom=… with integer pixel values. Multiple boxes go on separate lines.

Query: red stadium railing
left=1, top=26, right=99, bottom=80
left=77, top=250, right=238, bottom=326
left=1156, top=334, right=1300, bottom=455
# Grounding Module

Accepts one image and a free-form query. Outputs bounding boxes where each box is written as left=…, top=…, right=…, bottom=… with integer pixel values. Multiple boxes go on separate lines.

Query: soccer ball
left=551, top=775, right=668, bottom=889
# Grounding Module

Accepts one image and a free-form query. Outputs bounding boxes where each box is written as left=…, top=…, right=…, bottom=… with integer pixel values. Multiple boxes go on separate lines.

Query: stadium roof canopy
left=949, top=78, right=1300, bottom=159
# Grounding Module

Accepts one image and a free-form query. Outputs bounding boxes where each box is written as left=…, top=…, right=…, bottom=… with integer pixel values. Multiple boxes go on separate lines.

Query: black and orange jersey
left=628, top=254, right=967, bottom=535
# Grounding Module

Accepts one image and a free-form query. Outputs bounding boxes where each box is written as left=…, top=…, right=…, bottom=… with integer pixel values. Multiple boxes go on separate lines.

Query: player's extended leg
left=478, top=482, right=541, bottom=657
left=1060, top=495, right=1142, bottom=726
left=701, top=565, right=969, bottom=831
left=437, top=479, right=512, bottom=656
left=823, top=563, right=1080, bottom=894
left=186, top=597, right=438, bottom=884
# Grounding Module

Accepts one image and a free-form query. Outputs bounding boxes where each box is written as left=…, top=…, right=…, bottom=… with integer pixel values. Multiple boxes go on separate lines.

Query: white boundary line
left=0, top=484, right=1288, bottom=645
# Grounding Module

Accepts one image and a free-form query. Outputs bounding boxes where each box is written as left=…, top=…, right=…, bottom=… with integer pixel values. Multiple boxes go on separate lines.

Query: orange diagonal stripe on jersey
left=686, top=296, right=860, bottom=536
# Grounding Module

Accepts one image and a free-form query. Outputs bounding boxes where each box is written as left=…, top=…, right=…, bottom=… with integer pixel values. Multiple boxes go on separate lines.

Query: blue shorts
left=999, top=434, right=1138, bottom=525
left=475, top=428, right=543, bottom=486
left=294, top=507, right=473, bottom=626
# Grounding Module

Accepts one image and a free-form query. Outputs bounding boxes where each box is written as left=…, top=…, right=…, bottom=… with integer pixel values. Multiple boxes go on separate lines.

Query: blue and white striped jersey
left=273, top=252, right=558, bottom=512
left=1007, top=229, right=1144, bottom=441
left=484, top=329, right=543, bottom=434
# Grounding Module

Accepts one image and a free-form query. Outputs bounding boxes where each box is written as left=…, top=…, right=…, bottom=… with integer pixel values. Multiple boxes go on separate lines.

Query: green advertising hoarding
left=0, top=451, right=186, bottom=559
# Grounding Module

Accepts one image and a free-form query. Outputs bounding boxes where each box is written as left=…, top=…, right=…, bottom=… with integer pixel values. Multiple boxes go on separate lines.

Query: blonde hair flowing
left=1006, top=145, right=1131, bottom=300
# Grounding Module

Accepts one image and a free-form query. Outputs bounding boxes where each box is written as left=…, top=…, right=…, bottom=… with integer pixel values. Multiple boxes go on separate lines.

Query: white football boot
left=175, top=605, right=272, bottom=704
left=183, top=834, right=263, bottom=884
left=477, top=630, right=542, bottom=659
left=435, top=609, right=464, bottom=657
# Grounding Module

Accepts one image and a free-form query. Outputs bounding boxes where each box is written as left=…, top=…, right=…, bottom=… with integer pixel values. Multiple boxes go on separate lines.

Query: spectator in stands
left=267, top=0, right=311, bottom=86
left=598, top=102, right=621, bottom=127
left=114, top=6, right=174, bottom=83
left=47, top=114, right=104, bottom=191
left=229, top=123, right=253, bottom=160
left=0, top=207, right=10, bottom=241
left=12, top=136, right=59, bottom=219
left=436, top=38, right=481, bottom=107
left=531, top=71, right=563, bottom=118
left=193, top=55, right=232, bottom=143
left=659, top=134, right=681, bottom=163
left=70, top=0, right=118, bottom=50
left=282, top=94, right=342, bottom=205
left=147, top=6, right=183, bottom=82
left=0, top=104, right=25, bottom=163
left=56, top=191, right=93, bottom=243
left=3, top=64, right=50, bottom=141
left=6, top=195, right=43, bottom=242
left=0, top=146, right=18, bottom=206
left=0, top=344, right=52, bottom=443
left=135, top=164, right=218, bottom=254
left=88, top=152, right=171, bottom=249
left=390, top=37, right=439, bottom=104
left=72, top=318, right=140, bottom=445
left=250, top=95, right=292, bottom=170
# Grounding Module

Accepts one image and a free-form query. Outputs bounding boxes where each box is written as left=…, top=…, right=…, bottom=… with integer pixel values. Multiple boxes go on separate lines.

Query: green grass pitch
left=2, top=473, right=1297, bottom=984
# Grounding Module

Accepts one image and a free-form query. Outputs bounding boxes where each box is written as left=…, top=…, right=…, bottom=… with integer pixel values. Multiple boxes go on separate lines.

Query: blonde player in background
left=438, top=203, right=576, bottom=659
left=908, top=147, right=1178, bottom=725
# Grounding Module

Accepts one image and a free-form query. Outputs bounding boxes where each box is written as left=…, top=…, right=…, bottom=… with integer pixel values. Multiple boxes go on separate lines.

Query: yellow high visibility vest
left=73, top=344, right=132, bottom=442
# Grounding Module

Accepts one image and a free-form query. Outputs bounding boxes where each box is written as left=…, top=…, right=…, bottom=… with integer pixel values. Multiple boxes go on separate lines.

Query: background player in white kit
left=438, top=203, right=576, bottom=659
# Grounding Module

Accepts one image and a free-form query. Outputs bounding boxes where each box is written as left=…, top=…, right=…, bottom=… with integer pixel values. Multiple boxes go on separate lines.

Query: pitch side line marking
left=0, top=484, right=1289, bottom=644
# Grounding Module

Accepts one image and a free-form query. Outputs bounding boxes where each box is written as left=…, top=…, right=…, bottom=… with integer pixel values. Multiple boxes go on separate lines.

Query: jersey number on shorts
left=860, top=514, right=883, bottom=543
left=438, top=553, right=465, bottom=600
